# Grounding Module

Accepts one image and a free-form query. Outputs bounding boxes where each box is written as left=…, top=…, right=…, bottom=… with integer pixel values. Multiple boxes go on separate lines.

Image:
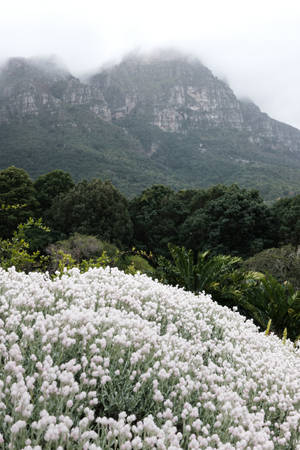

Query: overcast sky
left=1, top=0, right=300, bottom=128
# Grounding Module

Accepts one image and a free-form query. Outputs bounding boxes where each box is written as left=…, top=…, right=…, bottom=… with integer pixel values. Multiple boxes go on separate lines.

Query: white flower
left=0, top=266, right=299, bottom=448
left=11, top=420, right=26, bottom=434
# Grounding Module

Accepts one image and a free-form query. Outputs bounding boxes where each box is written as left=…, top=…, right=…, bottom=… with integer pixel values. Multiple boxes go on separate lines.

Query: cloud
left=1, top=0, right=300, bottom=127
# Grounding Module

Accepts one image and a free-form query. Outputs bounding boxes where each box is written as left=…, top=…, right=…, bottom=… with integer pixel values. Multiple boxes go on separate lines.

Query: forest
left=0, top=165, right=299, bottom=341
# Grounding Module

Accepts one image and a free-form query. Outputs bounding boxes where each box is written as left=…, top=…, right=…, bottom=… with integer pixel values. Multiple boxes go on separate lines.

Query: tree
left=0, top=166, right=38, bottom=238
left=49, top=179, right=133, bottom=247
left=129, top=185, right=187, bottom=257
left=271, top=194, right=300, bottom=247
left=34, top=170, right=74, bottom=218
left=179, top=185, right=275, bottom=257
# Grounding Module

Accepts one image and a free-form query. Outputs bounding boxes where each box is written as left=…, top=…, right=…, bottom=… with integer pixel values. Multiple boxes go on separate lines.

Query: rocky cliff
left=89, top=53, right=300, bottom=154
left=90, top=54, right=245, bottom=131
left=0, top=57, right=111, bottom=123
left=0, top=52, right=300, bottom=199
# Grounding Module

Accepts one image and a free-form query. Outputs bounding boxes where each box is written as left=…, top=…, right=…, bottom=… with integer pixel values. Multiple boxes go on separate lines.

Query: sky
left=1, top=0, right=300, bottom=128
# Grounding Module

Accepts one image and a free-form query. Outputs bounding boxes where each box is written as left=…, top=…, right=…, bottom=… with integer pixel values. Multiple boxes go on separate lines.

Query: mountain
left=1, top=52, right=300, bottom=199
left=0, top=57, right=177, bottom=195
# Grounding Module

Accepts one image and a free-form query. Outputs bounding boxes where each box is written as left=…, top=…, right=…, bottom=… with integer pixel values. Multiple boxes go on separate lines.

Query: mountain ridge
left=0, top=52, right=300, bottom=199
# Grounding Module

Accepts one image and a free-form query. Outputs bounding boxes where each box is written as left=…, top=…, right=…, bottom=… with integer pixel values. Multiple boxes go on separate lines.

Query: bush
left=243, top=245, right=300, bottom=289
left=46, top=233, right=120, bottom=273
left=126, top=254, right=155, bottom=277
left=0, top=218, right=49, bottom=272
left=0, top=166, right=39, bottom=238
left=46, top=233, right=155, bottom=277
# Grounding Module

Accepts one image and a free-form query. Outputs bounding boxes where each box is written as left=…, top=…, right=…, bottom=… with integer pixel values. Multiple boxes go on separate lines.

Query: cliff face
left=1, top=54, right=300, bottom=153
left=1, top=53, right=300, bottom=199
left=0, top=57, right=111, bottom=123
left=89, top=54, right=300, bottom=154
left=90, top=56, right=245, bottom=131
left=239, top=100, right=300, bottom=153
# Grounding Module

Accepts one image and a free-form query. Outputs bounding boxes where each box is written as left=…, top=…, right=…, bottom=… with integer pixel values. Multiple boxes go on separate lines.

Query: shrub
left=0, top=218, right=49, bottom=272
left=46, top=233, right=155, bottom=277
left=0, top=166, right=39, bottom=238
left=243, top=244, right=300, bottom=289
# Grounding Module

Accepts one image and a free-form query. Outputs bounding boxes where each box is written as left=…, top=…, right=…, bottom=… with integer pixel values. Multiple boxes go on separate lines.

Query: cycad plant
left=246, top=274, right=300, bottom=340
left=157, top=244, right=300, bottom=341
left=157, top=243, right=262, bottom=307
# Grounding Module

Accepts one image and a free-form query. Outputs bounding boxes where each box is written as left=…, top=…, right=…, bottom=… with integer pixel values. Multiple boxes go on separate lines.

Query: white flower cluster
left=0, top=266, right=299, bottom=449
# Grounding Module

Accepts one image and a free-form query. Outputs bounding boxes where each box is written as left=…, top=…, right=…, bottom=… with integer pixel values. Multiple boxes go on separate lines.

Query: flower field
left=0, top=266, right=299, bottom=449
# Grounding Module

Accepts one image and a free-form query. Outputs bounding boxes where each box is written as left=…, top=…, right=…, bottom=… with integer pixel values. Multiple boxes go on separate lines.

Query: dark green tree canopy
left=180, top=185, right=229, bottom=213
left=129, top=185, right=187, bottom=256
left=49, top=179, right=133, bottom=247
left=130, top=184, right=276, bottom=258
left=179, top=185, right=275, bottom=257
left=34, top=170, right=74, bottom=215
left=271, top=194, right=300, bottom=247
left=0, top=166, right=38, bottom=238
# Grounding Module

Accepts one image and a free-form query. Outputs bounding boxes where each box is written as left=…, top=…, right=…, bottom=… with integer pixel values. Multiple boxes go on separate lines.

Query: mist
left=1, top=0, right=300, bottom=128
